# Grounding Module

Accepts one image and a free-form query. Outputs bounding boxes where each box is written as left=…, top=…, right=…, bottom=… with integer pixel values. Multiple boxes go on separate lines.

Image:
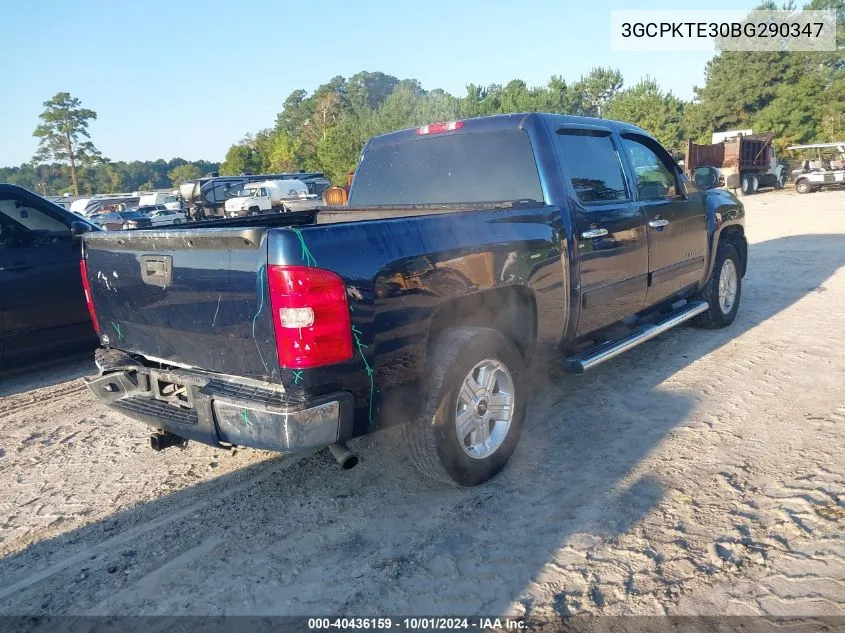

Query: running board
left=564, top=300, right=708, bottom=374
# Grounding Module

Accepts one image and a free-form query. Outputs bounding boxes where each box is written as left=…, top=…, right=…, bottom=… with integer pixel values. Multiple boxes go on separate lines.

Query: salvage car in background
left=127, top=205, right=186, bottom=227
left=0, top=183, right=99, bottom=366
left=91, top=211, right=153, bottom=230
left=143, top=207, right=187, bottom=226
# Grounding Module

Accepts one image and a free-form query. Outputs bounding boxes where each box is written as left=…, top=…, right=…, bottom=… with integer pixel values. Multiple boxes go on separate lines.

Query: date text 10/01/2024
left=307, top=618, right=527, bottom=630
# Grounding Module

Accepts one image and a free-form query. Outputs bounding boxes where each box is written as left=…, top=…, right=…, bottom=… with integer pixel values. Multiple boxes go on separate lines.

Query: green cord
left=292, top=370, right=303, bottom=385
left=351, top=325, right=375, bottom=425
left=291, top=227, right=317, bottom=267
left=110, top=321, right=123, bottom=340
left=240, top=409, right=251, bottom=426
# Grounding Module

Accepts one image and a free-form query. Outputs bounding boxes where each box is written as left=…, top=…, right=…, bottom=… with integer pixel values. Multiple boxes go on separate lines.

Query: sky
left=0, top=0, right=762, bottom=167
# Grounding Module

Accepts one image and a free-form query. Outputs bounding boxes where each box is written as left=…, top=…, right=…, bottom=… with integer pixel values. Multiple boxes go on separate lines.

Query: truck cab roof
left=366, top=112, right=651, bottom=149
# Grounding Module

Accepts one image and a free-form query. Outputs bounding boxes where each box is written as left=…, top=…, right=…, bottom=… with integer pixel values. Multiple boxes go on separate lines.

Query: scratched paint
left=251, top=267, right=270, bottom=373
left=211, top=293, right=222, bottom=328
left=97, top=271, right=112, bottom=291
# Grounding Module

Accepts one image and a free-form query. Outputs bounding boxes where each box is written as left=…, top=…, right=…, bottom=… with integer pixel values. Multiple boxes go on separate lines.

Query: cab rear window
left=349, top=129, right=543, bottom=206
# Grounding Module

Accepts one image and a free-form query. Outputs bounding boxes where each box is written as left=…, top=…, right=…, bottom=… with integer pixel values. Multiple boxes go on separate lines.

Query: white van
left=139, top=192, right=182, bottom=211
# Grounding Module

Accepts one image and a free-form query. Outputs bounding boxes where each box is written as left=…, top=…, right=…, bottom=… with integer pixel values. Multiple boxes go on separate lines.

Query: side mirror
left=71, top=221, right=93, bottom=236
left=692, top=166, right=721, bottom=190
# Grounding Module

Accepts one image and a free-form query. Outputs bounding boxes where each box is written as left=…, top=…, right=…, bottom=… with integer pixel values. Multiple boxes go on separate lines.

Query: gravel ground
left=0, top=189, right=843, bottom=620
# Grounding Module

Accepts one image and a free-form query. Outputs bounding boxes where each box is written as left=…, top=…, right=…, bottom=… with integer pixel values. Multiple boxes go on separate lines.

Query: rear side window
left=349, top=129, right=543, bottom=206
left=556, top=130, right=629, bottom=204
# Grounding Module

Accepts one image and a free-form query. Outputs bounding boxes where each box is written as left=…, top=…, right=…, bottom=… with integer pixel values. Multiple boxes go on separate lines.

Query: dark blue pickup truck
left=82, top=113, right=746, bottom=486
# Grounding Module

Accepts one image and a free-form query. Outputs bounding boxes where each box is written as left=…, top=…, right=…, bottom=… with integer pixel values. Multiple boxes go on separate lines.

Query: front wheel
left=795, top=178, right=812, bottom=194
left=693, top=242, right=742, bottom=329
left=405, top=327, right=527, bottom=487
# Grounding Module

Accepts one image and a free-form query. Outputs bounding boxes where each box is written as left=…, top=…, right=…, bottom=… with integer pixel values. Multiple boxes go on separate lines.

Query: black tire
left=740, top=173, right=760, bottom=195
left=405, top=327, right=527, bottom=487
left=693, top=242, right=742, bottom=329
left=774, top=173, right=785, bottom=190
left=795, top=178, right=811, bottom=194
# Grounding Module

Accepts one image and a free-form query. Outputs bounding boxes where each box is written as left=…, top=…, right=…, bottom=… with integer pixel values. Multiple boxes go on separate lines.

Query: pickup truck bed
left=83, top=112, right=747, bottom=486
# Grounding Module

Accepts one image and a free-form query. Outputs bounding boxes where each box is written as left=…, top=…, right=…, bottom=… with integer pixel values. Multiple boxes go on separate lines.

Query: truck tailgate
left=82, top=228, right=280, bottom=380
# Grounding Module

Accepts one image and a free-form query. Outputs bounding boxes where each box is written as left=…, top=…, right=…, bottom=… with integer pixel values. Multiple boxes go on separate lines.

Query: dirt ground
left=0, top=189, right=843, bottom=619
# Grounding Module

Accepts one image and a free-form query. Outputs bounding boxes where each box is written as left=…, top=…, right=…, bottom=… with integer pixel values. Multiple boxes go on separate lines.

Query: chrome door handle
left=581, top=228, right=608, bottom=239
left=648, top=218, right=669, bottom=228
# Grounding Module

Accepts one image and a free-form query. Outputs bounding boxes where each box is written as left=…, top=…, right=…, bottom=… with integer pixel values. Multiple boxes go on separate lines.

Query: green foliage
left=755, top=76, right=825, bottom=149
left=689, top=0, right=844, bottom=146
left=0, top=158, right=219, bottom=196
left=32, top=92, right=103, bottom=195
left=572, top=67, right=624, bottom=117
left=317, top=120, right=366, bottom=183
left=605, top=78, right=686, bottom=149
left=221, top=139, right=263, bottom=175
left=168, top=163, right=204, bottom=187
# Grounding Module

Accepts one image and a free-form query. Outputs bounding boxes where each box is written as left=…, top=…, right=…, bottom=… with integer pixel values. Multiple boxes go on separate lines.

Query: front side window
left=621, top=135, right=680, bottom=201
left=556, top=130, right=629, bottom=204
left=0, top=195, right=68, bottom=249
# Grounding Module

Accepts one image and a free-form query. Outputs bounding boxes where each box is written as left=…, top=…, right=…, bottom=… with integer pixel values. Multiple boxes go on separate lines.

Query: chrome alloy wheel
left=718, top=258, right=738, bottom=315
left=455, top=359, right=514, bottom=459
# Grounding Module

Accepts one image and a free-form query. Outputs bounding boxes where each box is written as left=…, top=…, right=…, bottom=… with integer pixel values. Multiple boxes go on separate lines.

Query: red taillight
left=80, top=259, right=100, bottom=333
left=267, top=265, right=353, bottom=369
left=417, top=120, right=464, bottom=135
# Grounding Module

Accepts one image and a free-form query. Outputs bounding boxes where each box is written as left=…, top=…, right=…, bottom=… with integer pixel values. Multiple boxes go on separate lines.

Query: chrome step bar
left=565, top=300, right=709, bottom=374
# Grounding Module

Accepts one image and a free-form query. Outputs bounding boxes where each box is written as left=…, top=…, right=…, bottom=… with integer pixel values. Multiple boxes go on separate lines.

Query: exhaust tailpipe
left=329, top=443, right=359, bottom=470
left=150, top=431, right=188, bottom=452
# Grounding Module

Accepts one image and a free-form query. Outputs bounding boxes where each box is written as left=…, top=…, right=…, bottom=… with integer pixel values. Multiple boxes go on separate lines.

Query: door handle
left=648, top=218, right=669, bottom=228
left=581, top=228, right=609, bottom=239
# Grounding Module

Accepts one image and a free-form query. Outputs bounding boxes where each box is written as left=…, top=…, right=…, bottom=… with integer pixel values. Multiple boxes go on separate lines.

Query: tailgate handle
left=140, top=255, right=172, bottom=286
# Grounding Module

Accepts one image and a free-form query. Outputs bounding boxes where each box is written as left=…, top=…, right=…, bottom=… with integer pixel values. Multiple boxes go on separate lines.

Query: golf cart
left=787, top=143, right=845, bottom=194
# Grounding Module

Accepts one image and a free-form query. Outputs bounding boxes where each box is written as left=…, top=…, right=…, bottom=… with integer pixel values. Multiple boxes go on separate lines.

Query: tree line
left=221, top=0, right=842, bottom=184
left=0, top=157, right=221, bottom=197
left=4, top=1, right=842, bottom=194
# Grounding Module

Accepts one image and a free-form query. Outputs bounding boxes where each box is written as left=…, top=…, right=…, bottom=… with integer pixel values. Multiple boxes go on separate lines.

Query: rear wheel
left=740, top=173, right=759, bottom=195
left=693, top=242, right=742, bottom=329
left=248, top=206, right=260, bottom=216
left=405, top=327, right=527, bottom=487
left=795, top=178, right=811, bottom=194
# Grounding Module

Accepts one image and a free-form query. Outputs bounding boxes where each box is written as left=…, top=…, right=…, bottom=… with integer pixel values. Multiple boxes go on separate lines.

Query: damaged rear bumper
left=84, top=348, right=353, bottom=452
